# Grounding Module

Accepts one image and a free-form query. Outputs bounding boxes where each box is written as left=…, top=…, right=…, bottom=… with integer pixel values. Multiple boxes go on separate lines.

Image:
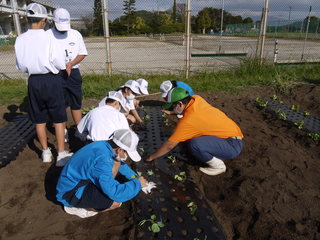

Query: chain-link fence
left=0, top=0, right=320, bottom=79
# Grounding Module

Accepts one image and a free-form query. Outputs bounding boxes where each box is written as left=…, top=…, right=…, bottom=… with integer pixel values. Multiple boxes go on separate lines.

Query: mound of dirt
left=0, top=83, right=319, bottom=240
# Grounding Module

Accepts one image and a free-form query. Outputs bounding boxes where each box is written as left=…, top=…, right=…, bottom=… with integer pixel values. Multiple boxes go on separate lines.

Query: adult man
left=77, top=91, right=129, bottom=141
left=146, top=87, right=244, bottom=176
left=15, top=3, right=72, bottom=166
left=48, top=8, right=88, bottom=127
left=56, top=129, right=148, bottom=218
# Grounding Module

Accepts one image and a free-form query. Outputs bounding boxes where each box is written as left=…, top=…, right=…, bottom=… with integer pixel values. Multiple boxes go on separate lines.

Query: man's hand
left=161, top=109, right=173, bottom=115
left=138, top=176, right=148, bottom=188
left=145, top=155, right=154, bottom=162
left=66, top=62, right=72, bottom=76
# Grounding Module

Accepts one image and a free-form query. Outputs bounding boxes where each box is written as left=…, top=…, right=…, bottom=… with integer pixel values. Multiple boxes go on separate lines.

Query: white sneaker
left=199, top=157, right=226, bottom=176
left=42, top=148, right=52, bottom=163
left=56, top=151, right=73, bottom=167
left=64, top=129, right=69, bottom=143
left=64, top=206, right=98, bottom=218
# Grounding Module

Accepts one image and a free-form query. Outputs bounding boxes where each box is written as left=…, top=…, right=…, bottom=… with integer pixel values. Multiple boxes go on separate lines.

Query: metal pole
left=301, top=6, right=312, bottom=61
left=11, top=0, right=21, bottom=35
left=287, top=6, right=291, bottom=38
left=259, top=0, right=270, bottom=64
left=255, top=9, right=264, bottom=58
left=102, top=0, right=112, bottom=75
left=273, top=39, right=278, bottom=63
left=218, top=0, right=225, bottom=52
left=185, top=0, right=191, bottom=79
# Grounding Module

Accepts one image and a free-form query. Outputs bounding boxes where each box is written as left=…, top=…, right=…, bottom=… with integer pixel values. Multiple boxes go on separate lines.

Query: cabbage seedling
left=294, top=120, right=304, bottom=130
left=139, top=214, right=165, bottom=233
left=147, top=169, right=154, bottom=176
left=187, top=202, right=198, bottom=215
left=174, top=171, right=186, bottom=182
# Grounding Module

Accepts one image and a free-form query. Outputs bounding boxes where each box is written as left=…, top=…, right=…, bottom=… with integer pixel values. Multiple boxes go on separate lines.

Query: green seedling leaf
left=274, top=108, right=280, bottom=114
left=255, top=97, right=261, bottom=103
left=150, top=214, right=156, bottom=221
left=188, top=201, right=198, bottom=215
left=139, top=147, right=145, bottom=152
left=259, top=101, right=268, bottom=108
left=294, top=120, right=304, bottom=130
left=308, top=133, right=320, bottom=141
left=139, top=220, right=146, bottom=226
left=271, top=95, right=277, bottom=100
left=278, top=111, right=287, bottom=120
left=157, top=221, right=165, bottom=228
left=303, top=111, right=310, bottom=116
left=147, top=169, right=154, bottom=176
left=161, top=113, right=166, bottom=118
left=174, top=171, right=187, bottom=182
left=167, top=154, right=177, bottom=163
left=291, top=104, right=299, bottom=111
left=151, top=223, right=160, bottom=233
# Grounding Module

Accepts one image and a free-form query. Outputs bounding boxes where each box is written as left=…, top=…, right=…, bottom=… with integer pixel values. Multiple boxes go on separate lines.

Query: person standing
left=15, top=3, right=72, bottom=166
left=146, top=87, right=244, bottom=176
left=47, top=8, right=88, bottom=138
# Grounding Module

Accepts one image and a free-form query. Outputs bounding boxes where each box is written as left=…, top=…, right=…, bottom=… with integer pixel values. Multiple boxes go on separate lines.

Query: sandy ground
left=0, top=83, right=319, bottom=240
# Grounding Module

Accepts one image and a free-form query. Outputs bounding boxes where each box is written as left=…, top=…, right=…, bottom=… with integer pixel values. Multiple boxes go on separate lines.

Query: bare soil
left=0, top=83, right=319, bottom=240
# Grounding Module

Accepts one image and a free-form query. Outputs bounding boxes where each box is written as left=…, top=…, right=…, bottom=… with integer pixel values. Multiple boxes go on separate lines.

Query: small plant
left=259, top=101, right=268, bottom=108
left=161, top=113, right=166, bottom=118
left=141, top=105, right=145, bottom=110
left=174, top=171, right=186, bottom=182
left=147, top=169, right=154, bottom=176
left=278, top=111, right=287, bottom=120
left=187, top=202, right=198, bottom=215
left=131, top=171, right=142, bottom=179
left=308, top=133, right=320, bottom=141
left=291, top=104, right=299, bottom=111
left=143, top=114, right=150, bottom=120
left=271, top=94, right=278, bottom=100
left=139, top=147, right=145, bottom=153
left=303, top=111, right=310, bottom=116
left=255, top=97, right=262, bottom=103
left=167, top=154, right=177, bottom=163
left=163, top=118, right=169, bottom=126
left=294, top=120, right=304, bottom=130
left=81, top=106, right=95, bottom=115
left=139, top=214, right=165, bottom=233
left=274, top=108, right=280, bottom=114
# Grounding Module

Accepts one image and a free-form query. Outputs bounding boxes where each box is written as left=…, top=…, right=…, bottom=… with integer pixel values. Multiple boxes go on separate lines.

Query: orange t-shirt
left=168, top=95, right=244, bottom=142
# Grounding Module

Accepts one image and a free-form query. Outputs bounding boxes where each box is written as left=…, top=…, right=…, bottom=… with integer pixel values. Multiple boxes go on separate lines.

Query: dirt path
left=0, top=83, right=319, bottom=240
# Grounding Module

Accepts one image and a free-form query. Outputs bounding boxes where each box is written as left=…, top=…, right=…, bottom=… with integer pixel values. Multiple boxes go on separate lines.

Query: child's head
left=26, top=3, right=48, bottom=28
left=136, top=78, right=149, bottom=95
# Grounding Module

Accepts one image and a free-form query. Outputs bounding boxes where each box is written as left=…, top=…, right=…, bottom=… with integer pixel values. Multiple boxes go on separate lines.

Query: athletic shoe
left=42, top=148, right=52, bottom=163
left=64, top=206, right=98, bottom=218
left=56, top=151, right=73, bottom=167
left=199, top=157, right=226, bottom=176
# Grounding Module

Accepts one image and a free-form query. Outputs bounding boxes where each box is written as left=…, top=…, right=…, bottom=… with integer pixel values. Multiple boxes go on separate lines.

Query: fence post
left=102, top=0, right=112, bottom=75
left=301, top=6, right=312, bottom=62
left=11, top=0, right=21, bottom=35
left=185, top=0, right=191, bottom=79
left=273, top=39, right=278, bottom=63
left=218, top=0, right=225, bottom=52
left=258, top=0, right=270, bottom=64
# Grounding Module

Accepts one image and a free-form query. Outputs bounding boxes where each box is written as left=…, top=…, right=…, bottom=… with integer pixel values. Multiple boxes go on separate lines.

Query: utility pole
left=301, top=6, right=312, bottom=61
left=11, top=0, right=21, bottom=35
left=102, top=0, right=112, bottom=75
left=218, top=0, right=225, bottom=52
left=258, top=0, right=270, bottom=64
left=185, top=0, right=191, bottom=79
left=287, top=6, right=292, bottom=38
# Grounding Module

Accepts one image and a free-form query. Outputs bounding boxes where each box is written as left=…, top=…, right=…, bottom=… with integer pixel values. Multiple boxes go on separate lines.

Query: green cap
left=163, top=87, right=190, bottom=110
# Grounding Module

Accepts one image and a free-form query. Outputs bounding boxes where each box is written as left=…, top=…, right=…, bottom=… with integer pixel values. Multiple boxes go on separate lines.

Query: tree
left=243, top=17, right=254, bottom=24
left=197, top=9, right=211, bottom=34
left=93, top=0, right=103, bottom=36
left=172, top=0, right=177, bottom=23
left=123, top=0, right=136, bottom=33
left=81, top=14, right=94, bottom=36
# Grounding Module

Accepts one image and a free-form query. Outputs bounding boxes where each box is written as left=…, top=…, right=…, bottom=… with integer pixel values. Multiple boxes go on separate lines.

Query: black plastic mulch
left=133, top=107, right=225, bottom=240
left=0, top=115, right=35, bottom=168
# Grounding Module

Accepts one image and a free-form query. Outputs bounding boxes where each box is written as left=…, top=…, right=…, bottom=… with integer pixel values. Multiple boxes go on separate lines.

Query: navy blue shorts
left=62, top=69, right=82, bottom=110
left=28, top=72, right=67, bottom=124
left=62, top=181, right=113, bottom=211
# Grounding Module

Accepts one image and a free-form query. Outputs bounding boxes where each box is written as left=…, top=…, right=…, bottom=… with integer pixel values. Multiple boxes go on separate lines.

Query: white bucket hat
left=136, top=78, right=149, bottom=95
left=26, top=3, right=48, bottom=18
left=124, top=80, right=141, bottom=95
left=53, top=8, right=71, bottom=31
left=112, top=129, right=141, bottom=162
left=107, top=91, right=126, bottom=111
left=160, top=80, right=173, bottom=98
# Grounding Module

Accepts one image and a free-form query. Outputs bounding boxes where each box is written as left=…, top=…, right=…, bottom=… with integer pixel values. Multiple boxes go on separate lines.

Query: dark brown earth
left=0, top=83, right=319, bottom=240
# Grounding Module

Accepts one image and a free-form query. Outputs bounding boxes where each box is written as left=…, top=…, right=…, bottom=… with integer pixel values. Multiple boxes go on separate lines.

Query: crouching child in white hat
left=56, top=129, right=149, bottom=218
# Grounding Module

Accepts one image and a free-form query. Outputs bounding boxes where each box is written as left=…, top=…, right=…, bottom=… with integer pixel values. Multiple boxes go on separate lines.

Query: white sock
left=43, top=148, right=51, bottom=153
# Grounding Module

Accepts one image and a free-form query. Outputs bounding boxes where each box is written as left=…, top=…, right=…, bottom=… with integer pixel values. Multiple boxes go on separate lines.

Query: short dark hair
left=107, top=139, right=118, bottom=149
left=105, top=98, right=117, bottom=104
left=27, top=16, right=44, bottom=24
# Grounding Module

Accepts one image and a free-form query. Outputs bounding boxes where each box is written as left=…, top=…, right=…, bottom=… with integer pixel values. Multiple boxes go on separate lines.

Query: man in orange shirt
left=146, top=87, right=243, bottom=176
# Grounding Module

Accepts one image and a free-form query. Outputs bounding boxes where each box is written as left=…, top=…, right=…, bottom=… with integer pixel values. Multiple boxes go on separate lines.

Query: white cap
left=160, top=80, right=173, bottom=98
left=136, top=78, right=149, bottom=95
left=112, top=129, right=141, bottom=162
left=26, top=3, right=48, bottom=18
left=53, top=8, right=71, bottom=31
left=107, top=91, right=126, bottom=111
left=124, top=80, right=141, bottom=95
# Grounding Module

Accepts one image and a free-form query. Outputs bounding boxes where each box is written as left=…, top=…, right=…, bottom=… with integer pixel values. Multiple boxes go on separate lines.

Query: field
left=0, top=81, right=319, bottom=239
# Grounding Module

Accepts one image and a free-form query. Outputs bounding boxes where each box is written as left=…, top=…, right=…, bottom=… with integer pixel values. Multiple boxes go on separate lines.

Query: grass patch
left=1, top=59, right=320, bottom=105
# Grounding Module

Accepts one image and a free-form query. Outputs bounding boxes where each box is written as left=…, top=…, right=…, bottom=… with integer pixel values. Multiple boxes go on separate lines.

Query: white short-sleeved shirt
left=77, top=105, right=129, bottom=141
left=15, top=29, right=65, bottom=74
left=47, top=28, right=88, bottom=69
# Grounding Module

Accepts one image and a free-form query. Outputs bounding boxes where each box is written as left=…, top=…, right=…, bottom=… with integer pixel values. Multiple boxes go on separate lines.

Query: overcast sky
left=53, top=0, right=320, bottom=22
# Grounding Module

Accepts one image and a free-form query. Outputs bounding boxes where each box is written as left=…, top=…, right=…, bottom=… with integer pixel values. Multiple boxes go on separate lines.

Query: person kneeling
left=56, top=129, right=148, bottom=218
